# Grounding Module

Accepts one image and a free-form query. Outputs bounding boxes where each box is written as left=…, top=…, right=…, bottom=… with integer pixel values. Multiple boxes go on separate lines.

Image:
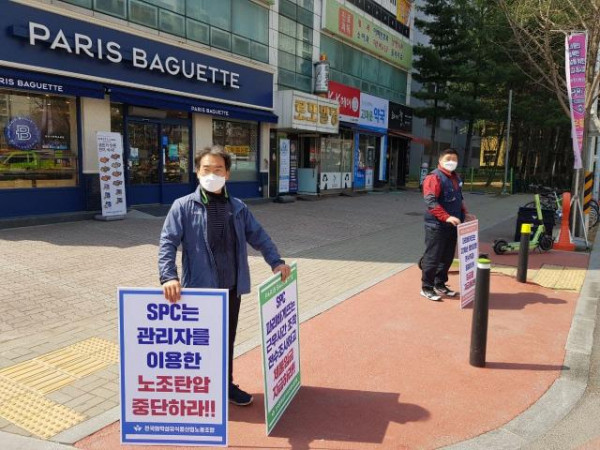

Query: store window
left=0, top=90, right=78, bottom=189
left=320, top=129, right=353, bottom=173
left=359, top=134, right=379, bottom=170
left=163, top=124, right=190, bottom=184
left=212, top=120, right=258, bottom=182
left=110, top=103, right=124, bottom=135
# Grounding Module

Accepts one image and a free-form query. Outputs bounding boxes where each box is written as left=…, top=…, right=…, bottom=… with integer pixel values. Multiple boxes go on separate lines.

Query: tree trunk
left=463, top=118, right=474, bottom=169
left=485, top=122, right=506, bottom=187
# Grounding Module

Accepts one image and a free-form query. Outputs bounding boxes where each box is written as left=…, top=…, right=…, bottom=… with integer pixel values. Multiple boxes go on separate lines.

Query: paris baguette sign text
left=27, top=22, right=241, bottom=89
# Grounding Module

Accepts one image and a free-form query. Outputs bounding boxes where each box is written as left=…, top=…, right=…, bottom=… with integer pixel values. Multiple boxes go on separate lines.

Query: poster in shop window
left=97, top=132, right=126, bottom=217
left=259, top=262, right=301, bottom=435
left=118, top=288, right=229, bottom=446
left=279, top=139, right=290, bottom=194
left=289, top=140, right=298, bottom=193
left=457, top=220, right=479, bottom=309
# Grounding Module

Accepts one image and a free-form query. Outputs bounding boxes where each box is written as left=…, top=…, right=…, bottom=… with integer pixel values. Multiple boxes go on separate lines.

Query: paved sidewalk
left=0, top=191, right=588, bottom=448
left=75, top=253, right=586, bottom=449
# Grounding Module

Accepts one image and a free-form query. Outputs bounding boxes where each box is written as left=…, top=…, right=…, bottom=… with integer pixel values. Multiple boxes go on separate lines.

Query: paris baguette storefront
left=0, top=1, right=276, bottom=219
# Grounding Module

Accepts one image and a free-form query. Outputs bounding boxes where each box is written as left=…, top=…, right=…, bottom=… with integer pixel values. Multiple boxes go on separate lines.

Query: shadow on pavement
left=488, top=292, right=567, bottom=310
left=229, top=386, right=430, bottom=449
left=485, top=362, right=568, bottom=371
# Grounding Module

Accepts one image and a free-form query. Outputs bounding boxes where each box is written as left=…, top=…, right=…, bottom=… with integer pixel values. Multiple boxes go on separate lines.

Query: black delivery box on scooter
left=514, top=207, right=555, bottom=241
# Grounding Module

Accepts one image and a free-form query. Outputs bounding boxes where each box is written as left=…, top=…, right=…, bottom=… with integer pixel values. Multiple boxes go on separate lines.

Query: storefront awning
left=108, top=86, right=278, bottom=123
left=0, top=67, right=106, bottom=99
left=388, top=130, right=431, bottom=145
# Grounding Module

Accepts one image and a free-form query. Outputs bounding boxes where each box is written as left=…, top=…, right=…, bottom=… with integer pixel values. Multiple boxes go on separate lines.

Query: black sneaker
left=229, top=384, right=253, bottom=406
left=434, top=284, right=458, bottom=297
left=420, top=288, right=442, bottom=301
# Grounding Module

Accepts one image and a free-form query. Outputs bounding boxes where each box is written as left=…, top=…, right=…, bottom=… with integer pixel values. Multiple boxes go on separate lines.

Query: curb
left=444, top=230, right=600, bottom=450
left=0, top=431, right=72, bottom=449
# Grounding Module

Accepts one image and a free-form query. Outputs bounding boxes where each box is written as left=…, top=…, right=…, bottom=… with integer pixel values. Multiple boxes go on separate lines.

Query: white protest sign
left=258, top=263, right=300, bottom=435
left=458, top=220, right=479, bottom=308
left=118, top=288, right=228, bottom=446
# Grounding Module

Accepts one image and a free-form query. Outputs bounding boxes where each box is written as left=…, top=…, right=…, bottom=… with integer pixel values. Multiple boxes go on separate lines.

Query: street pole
left=469, top=257, right=491, bottom=368
left=502, top=90, right=513, bottom=195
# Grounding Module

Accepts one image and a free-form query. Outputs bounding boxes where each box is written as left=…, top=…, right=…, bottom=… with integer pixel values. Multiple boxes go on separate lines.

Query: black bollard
left=516, top=223, right=532, bottom=283
left=469, top=257, right=491, bottom=368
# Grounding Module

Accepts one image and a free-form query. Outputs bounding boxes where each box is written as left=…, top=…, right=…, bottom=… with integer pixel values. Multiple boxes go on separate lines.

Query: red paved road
left=77, top=265, right=579, bottom=449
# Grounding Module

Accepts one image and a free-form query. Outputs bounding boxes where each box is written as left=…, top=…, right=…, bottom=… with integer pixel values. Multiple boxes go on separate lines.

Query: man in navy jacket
left=159, top=146, right=290, bottom=406
left=421, top=148, right=475, bottom=301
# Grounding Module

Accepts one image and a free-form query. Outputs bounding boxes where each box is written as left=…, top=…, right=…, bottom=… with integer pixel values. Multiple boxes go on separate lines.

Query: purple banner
left=565, top=33, right=587, bottom=169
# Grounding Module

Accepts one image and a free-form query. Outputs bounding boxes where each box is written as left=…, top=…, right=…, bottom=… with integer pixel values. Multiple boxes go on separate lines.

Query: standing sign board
left=118, top=288, right=229, bottom=446
left=457, top=221, right=479, bottom=308
left=97, top=132, right=126, bottom=218
left=258, top=263, right=301, bottom=435
left=279, top=139, right=291, bottom=194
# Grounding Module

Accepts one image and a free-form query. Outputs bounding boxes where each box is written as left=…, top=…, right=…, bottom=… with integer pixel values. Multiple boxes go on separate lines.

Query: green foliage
left=414, top=0, right=576, bottom=177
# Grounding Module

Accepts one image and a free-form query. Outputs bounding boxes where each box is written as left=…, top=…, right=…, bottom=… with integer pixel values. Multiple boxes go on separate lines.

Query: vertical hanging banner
left=457, top=220, right=479, bottom=309
left=258, top=262, right=300, bottom=435
left=565, top=33, right=587, bottom=170
left=97, top=131, right=127, bottom=217
left=118, top=288, right=229, bottom=446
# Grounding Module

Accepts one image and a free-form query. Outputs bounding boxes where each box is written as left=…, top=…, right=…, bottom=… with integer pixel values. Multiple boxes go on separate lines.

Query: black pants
left=228, top=288, right=241, bottom=387
left=421, top=224, right=458, bottom=289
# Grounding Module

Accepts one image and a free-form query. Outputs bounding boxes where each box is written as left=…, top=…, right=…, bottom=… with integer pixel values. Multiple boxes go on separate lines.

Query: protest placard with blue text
left=118, top=288, right=228, bottom=446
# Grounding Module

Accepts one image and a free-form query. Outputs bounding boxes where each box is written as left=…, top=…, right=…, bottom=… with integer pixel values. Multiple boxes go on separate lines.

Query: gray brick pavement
left=0, top=191, right=528, bottom=439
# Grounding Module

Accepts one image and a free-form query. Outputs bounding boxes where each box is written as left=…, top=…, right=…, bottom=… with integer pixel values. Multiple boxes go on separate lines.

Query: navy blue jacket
left=158, top=188, right=284, bottom=296
left=424, top=168, right=465, bottom=226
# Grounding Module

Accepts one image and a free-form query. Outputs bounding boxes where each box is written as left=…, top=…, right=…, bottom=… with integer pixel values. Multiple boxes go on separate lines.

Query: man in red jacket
left=421, top=148, right=475, bottom=301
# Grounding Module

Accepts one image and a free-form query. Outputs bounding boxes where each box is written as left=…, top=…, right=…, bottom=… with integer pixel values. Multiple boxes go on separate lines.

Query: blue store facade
left=0, top=1, right=276, bottom=218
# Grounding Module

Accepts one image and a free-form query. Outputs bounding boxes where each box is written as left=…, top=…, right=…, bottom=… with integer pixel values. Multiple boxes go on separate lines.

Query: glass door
left=126, top=120, right=192, bottom=205
left=127, top=121, right=160, bottom=205
left=161, top=124, right=191, bottom=204
left=297, top=136, right=319, bottom=194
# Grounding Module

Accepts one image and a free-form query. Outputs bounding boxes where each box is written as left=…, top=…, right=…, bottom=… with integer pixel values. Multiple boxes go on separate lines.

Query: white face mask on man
left=442, top=161, right=458, bottom=172
left=199, top=173, right=226, bottom=192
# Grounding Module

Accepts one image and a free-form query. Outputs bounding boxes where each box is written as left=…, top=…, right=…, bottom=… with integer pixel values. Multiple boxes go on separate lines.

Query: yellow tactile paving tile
left=491, top=264, right=517, bottom=277
left=38, top=349, right=111, bottom=379
left=0, top=391, right=85, bottom=439
left=67, top=337, right=119, bottom=363
left=0, top=337, right=119, bottom=439
left=554, top=267, right=586, bottom=290
left=0, top=360, right=76, bottom=394
left=0, top=376, right=29, bottom=404
left=532, top=265, right=586, bottom=291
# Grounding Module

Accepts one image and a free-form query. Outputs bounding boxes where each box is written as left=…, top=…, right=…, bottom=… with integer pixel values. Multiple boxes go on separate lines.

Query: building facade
left=0, top=0, right=414, bottom=219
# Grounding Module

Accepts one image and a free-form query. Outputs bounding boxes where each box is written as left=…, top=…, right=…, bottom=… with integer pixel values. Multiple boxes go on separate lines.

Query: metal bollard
left=469, top=257, right=491, bottom=368
left=516, top=223, right=532, bottom=283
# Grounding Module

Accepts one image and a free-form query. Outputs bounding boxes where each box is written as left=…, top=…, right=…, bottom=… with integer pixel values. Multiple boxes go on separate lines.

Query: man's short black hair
left=194, top=145, right=232, bottom=171
left=439, top=148, right=459, bottom=158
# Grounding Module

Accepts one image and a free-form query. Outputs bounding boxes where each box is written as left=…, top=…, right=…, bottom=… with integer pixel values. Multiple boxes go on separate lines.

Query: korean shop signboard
left=359, top=93, right=388, bottom=132
left=275, top=90, right=340, bottom=134
left=327, top=81, right=360, bottom=124
left=323, top=0, right=412, bottom=71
